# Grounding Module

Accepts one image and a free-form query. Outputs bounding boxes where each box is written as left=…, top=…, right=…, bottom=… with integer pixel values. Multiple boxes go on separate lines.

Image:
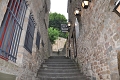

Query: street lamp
left=67, top=22, right=71, bottom=27
left=67, top=22, right=71, bottom=32
left=113, top=0, right=120, bottom=17
left=74, top=8, right=81, bottom=16
left=82, top=0, right=91, bottom=9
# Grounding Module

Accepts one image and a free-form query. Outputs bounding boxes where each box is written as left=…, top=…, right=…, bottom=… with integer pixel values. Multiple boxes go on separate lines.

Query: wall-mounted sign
left=61, top=24, right=68, bottom=32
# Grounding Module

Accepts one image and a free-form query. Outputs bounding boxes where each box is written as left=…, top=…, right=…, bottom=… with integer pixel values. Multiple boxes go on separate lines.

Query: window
left=24, top=14, right=35, bottom=53
left=0, top=0, right=27, bottom=62
left=36, top=32, right=41, bottom=49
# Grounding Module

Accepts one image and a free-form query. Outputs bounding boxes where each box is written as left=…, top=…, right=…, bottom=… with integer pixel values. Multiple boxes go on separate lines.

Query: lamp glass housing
left=82, top=0, right=89, bottom=9
left=84, top=1, right=89, bottom=5
left=74, top=9, right=81, bottom=16
left=114, top=1, right=120, bottom=17
left=82, top=2, right=85, bottom=8
left=67, top=22, right=71, bottom=27
left=116, top=5, right=120, bottom=13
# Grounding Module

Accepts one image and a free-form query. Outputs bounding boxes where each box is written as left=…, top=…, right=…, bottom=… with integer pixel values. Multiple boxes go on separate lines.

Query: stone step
left=42, top=65, right=78, bottom=69
left=42, top=63, right=77, bottom=67
left=45, top=58, right=73, bottom=60
left=37, top=56, right=88, bottom=80
left=38, top=72, right=81, bottom=77
left=45, top=59, right=74, bottom=62
left=49, top=56, right=69, bottom=59
left=38, top=69, right=80, bottom=73
left=44, top=61, right=75, bottom=64
left=39, top=75, right=88, bottom=80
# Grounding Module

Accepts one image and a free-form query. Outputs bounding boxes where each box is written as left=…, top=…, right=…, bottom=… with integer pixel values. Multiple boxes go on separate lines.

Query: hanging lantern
left=113, top=0, right=120, bottom=17
left=67, top=22, right=71, bottom=27
left=82, top=0, right=90, bottom=9
left=74, top=8, right=81, bottom=16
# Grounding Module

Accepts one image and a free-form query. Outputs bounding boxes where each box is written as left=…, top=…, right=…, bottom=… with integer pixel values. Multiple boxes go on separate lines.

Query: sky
left=50, top=0, right=68, bottom=19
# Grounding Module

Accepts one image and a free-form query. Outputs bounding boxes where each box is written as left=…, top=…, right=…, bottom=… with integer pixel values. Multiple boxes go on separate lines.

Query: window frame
left=36, top=32, right=41, bottom=49
left=0, top=0, right=27, bottom=62
left=24, top=13, right=35, bottom=53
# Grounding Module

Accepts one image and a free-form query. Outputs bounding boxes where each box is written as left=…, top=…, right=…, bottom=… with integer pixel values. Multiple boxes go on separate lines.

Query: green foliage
left=48, top=27, right=60, bottom=44
left=48, top=12, right=68, bottom=44
left=49, top=12, right=67, bottom=30
left=59, top=31, right=68, bottom=38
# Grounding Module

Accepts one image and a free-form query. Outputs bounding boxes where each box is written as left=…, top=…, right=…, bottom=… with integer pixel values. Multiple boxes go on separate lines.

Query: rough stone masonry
left=0, top=0, right=51, bottom=80
left=68, top=0, right=120, bottom=80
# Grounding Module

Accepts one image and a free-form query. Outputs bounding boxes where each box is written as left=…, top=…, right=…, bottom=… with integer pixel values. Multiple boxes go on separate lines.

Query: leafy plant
left=48, top=12, right=68, bottom=44
left=59, top=31, right=68, bottom=38
left=48, top=27, right=59, bottom=44
left=49, top=12, right=67, bottom=30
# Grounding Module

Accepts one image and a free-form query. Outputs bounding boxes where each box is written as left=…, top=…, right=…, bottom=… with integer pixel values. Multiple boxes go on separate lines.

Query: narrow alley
left=0, top=0, right=120, bottom=80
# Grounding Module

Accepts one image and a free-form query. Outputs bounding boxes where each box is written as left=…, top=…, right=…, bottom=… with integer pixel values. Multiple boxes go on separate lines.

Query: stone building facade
left=0, top=0, right=51, bottom=80
left=67, top=0, right=120, bottom=80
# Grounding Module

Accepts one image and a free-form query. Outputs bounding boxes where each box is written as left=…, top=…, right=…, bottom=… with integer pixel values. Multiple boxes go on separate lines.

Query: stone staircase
left=37, top=56, right=88, bottom=80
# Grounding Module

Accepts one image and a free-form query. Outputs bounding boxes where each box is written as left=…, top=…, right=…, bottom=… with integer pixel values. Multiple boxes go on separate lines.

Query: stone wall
left=52, top=37, right=67, bottom=52
left=68, top=0, right=120, bottom=80
left=0, top=0, right=9, bottom=27
left=0, top=0, right=51, bottom=80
